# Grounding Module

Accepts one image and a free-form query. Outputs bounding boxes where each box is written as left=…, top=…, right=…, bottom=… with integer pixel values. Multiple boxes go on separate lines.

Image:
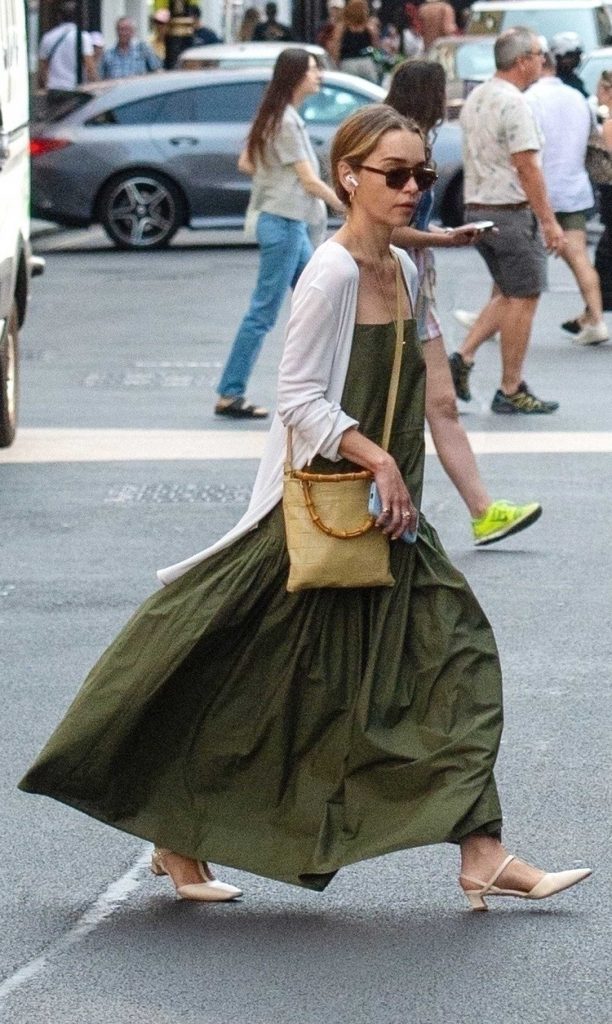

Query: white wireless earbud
left=346, top=174, right=359, bottom=188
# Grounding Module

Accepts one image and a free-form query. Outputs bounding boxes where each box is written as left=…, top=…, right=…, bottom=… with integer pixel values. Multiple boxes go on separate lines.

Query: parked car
left=30, top=68, right=465, bottom=249
left=1, top=0, right=31, bottom=446
left=466, top=0, right=612, bottom=53
left=177, top=41, right=330, bottom=70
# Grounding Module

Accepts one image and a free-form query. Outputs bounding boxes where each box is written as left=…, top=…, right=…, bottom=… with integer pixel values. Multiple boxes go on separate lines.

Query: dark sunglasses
left=354, top=163, right=438, bottom=191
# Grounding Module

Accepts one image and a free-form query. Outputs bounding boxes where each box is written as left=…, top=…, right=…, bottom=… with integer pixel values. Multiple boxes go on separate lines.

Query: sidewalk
left=30, top=218, right=64, bottom=239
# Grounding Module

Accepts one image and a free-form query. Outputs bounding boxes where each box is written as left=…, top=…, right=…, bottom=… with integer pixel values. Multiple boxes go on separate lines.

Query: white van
left=0, top=0, right=31, bottom=446
left=466, top=0, right=612, bottom=53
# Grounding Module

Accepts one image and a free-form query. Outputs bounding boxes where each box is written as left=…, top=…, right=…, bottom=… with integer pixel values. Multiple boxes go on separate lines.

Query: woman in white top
left=215, top=48, right=344, bottom=420
left=21, top=105, right=590, bottom=911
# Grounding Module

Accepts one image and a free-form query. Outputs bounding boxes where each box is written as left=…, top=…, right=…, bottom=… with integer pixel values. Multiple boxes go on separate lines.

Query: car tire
left=0, top=302, right=19, bottom=448
left=440, top=172, right=464, bottom=229
left=98, top=171, right=185, bottom=250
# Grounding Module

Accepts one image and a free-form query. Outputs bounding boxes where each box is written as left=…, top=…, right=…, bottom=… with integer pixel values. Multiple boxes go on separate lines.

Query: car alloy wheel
left=100, top=172, right=184, bottom=250
left=0, top=302, right=19, bottom=448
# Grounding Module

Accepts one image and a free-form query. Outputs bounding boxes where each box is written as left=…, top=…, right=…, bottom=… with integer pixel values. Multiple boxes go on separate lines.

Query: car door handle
left=169, top=136, right=198, bottom=146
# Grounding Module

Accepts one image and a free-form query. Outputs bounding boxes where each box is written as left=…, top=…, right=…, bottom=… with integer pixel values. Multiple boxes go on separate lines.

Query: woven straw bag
left=283, top=254, right=407, bottom=592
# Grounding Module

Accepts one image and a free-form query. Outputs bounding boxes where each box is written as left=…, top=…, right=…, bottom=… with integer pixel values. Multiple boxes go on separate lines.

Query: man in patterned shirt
left=100, top=17, right=162, bottom=79
left=450, top=27, right=565, bottom=414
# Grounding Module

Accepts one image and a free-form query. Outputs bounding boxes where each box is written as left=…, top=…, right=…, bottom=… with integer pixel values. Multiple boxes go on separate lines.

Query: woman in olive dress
left=20, top=106, right=590, bottom=911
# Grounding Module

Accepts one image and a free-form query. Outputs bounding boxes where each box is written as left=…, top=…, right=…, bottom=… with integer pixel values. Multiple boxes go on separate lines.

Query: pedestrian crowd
left=37, top=0, right=479, bottom=89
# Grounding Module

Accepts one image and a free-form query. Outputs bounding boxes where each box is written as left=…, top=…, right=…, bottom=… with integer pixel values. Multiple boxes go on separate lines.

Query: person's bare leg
left=561, top=228, right=604, bottom=324
left=459, top=293, right=505, bottom=363
left=155, top=850, right=206, bottom=886
left=498, top=294, right=539, bottom=395
left=459, top=834, right=545, bottom=893
left=424, top=337, right=491, bottom=518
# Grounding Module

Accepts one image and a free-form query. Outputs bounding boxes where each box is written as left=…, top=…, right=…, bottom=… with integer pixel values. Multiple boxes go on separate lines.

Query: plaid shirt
left=100, top=42, right=161, bottom=79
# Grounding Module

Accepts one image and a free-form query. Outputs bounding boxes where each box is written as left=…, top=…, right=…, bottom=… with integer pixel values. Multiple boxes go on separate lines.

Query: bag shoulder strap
left=380, top=253, right=406, bottom=452
left=46, top=27, right=74, bottom=65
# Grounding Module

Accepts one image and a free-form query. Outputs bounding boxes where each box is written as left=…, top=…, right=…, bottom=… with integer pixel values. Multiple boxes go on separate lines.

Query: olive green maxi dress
left=20, top=317, right=503, bottom=892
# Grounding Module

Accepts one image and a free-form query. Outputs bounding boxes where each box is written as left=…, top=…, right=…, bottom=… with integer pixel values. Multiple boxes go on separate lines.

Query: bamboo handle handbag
left=283, top=254, right=409, bottom=592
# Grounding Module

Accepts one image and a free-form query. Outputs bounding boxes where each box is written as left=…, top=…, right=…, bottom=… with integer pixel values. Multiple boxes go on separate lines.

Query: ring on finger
left=401, top=511, right=411, bottom=519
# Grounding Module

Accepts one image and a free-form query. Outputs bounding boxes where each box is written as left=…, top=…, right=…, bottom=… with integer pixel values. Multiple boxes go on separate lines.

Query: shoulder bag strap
left=46, top=27, right=73, bottom=65
left=379, top=253, right=406, bottom=453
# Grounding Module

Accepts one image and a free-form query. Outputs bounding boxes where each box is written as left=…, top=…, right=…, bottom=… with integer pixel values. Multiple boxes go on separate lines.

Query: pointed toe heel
left=151, top=849, right=242, bottom=903
left=461, top=854, right=592, bottom=911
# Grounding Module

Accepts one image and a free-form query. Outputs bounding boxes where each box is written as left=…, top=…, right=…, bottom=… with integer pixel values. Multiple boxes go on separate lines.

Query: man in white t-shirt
left=527, top=51, right=608, bottom=346
left=451, top=27, right=564, bottom=414
left=38, top=0, right=96, bottom=90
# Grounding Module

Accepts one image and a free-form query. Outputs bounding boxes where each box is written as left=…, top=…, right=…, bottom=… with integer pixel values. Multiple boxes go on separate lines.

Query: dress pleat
left=20, top=319, right=503, bottom=890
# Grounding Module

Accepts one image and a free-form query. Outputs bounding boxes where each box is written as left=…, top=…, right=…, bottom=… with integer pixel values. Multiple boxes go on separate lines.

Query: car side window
left=299, top=85, right=370, bottom=126
left=86, top=83, right=266, bottom=126
left=86, top=94, right=168, bottom=126
left=189, top=83, right=266, bottom=123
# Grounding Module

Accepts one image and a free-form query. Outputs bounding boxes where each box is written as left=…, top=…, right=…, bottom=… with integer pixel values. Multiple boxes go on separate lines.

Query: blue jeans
left=217, top=213, right=313, bottom=398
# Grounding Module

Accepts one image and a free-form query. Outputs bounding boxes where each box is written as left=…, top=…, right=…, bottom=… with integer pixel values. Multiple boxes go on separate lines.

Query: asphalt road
left=1, top=226, right=610, bottom=1024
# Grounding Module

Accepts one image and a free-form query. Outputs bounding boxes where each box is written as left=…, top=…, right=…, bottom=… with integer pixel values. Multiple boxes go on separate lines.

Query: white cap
left=550, top=31, right=583, bottom=57
left=90, top=31, right=104, bottom=46
left=329, top=0, right=345, bottom=8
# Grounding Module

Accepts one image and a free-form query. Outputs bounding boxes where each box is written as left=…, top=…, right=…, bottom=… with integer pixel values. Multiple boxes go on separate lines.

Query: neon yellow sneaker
left=472, top=500, right=542, bottom=547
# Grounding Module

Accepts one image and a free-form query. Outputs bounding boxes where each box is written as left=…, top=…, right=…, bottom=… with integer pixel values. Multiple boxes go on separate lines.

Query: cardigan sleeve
left=277, top=277, right=358, bottom=464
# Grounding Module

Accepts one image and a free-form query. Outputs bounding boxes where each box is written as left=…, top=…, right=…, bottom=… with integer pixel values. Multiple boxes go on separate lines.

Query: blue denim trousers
left=217, top=212, right=313, bottom=398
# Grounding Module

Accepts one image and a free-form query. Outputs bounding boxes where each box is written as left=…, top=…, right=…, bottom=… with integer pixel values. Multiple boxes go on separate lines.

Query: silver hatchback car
left=31, top=68, right=465, bottom=250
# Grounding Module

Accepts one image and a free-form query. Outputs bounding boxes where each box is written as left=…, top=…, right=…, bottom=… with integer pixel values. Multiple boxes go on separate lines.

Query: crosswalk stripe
left=1, top=428, right=612, bottom=464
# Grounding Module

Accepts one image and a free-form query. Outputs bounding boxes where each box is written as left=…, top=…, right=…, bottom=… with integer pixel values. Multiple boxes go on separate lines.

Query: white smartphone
left=460, top=220, right=496, bottom=233
left=368, top=482, right=419, bottom=544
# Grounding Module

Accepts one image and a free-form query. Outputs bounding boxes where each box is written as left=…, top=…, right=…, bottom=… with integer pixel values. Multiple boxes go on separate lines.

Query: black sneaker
left=491, top=381, right=559, bottom=414
left=448, top=352, right=473, bottom=402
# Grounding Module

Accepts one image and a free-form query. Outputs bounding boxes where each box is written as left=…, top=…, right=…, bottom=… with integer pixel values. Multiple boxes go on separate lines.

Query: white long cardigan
left=158, top=240, right=418, bottom=585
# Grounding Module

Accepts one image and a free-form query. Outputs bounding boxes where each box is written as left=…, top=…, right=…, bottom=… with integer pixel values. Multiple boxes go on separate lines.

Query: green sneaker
left=472, top=500, right=542, bottom=547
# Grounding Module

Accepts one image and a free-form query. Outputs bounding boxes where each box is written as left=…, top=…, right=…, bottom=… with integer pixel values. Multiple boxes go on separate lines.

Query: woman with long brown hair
left=215, top=48, right=344, bottom=419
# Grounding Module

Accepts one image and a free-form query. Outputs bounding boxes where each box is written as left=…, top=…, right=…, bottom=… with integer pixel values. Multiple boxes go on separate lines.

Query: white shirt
left=526, top=75, right=594, bottom=214
left=39, top=23, right=94, bottom=89
left=158, top=242, right=418, bottom=584
left=460, top=77, right=542, bottom=205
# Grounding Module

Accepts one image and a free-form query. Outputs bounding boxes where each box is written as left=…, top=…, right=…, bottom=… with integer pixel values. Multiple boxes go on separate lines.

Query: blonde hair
left=330, top=104, right=423, bottom=204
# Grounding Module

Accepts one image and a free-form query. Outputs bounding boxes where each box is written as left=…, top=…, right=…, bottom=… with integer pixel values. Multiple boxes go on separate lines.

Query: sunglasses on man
left=354, top=164, right=438, bottom=191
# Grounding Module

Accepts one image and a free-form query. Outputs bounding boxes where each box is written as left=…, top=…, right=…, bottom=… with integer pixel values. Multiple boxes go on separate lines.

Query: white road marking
left=0, top=848, right=151, bottom=1005
left=1, top=428, right=612, bottom=464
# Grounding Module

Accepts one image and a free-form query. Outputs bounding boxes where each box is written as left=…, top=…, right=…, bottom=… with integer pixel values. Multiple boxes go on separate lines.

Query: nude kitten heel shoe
left=151, top=849, right=242, bottom=902
left=460, top=854, right=591, bottom=911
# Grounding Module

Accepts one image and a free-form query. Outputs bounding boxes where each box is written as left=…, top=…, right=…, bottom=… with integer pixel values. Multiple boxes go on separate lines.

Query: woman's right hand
left=337, top=429, right=418, bottom=540
left=373, top=454, right=418, bottom=540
